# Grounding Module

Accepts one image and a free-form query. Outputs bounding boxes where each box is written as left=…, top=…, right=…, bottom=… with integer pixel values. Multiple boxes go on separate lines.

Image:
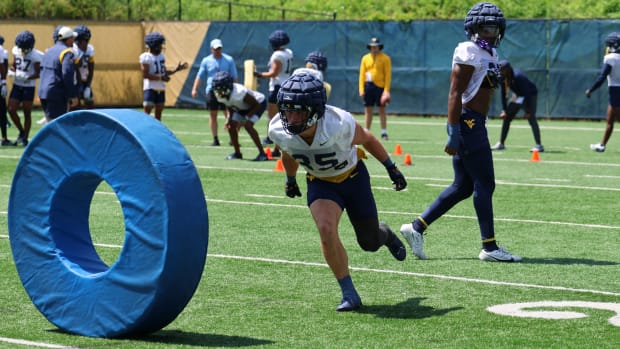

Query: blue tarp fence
left=178, top=19, right=620, bottom=119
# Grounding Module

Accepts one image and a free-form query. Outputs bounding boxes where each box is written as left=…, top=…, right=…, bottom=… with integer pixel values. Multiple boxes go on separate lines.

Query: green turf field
left=1, top=108, right=619, bottom=348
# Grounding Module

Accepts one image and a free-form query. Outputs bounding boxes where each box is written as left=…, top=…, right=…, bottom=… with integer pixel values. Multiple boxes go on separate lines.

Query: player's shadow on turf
left=521, top=257, right=618, bottom=266
left=47, top=329, right=275, bottom=347
left=357, top=297, right=462, bottom=319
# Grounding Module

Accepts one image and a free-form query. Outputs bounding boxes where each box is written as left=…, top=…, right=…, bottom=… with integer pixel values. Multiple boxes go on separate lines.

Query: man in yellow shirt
left=359, top=37, right=392, bottom=140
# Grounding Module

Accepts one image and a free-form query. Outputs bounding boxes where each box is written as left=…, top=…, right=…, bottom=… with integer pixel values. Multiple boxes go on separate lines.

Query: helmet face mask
left=212, top=71, right=234, bottom=100
left=279, top=103, right=314, bottom=135
left=464, top=2, right=505, bottom=48
left=605, top=32, right=620, bottom=53
left=213, top=85, right=232, bottom=100
left=277, top=73, right=326, bottom=135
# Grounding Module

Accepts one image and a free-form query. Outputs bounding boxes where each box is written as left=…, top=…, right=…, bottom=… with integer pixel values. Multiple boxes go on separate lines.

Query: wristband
left=382, top=158, right=396, bottom=169
left=446, top=123, right=460, bottom=136
left=286, top=176, right=296, bottom=183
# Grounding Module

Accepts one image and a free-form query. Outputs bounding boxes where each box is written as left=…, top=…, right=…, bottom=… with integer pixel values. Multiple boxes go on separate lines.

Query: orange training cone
left=274, top=159, right=284, bottom=172
left=403, top=153, right=412, bottom=166
left=394, top=144, right=403, bottom=156
left=265, top=146, right=273, bottom=160
left=530, top=149, right=540, bottom=162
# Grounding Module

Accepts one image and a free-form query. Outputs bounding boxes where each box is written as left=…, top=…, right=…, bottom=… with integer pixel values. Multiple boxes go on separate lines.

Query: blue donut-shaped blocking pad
left=8, top=109, right=209, bottom=338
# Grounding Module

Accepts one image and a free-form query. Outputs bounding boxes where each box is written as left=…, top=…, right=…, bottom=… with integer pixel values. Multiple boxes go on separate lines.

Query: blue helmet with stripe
left=277, top=73, right=326, bottom=135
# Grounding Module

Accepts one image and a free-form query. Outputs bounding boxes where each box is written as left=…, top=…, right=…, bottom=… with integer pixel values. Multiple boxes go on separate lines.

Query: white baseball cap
left=57, top=26, right=77, bottom=40
left=210, top=39, right=223, bottom=49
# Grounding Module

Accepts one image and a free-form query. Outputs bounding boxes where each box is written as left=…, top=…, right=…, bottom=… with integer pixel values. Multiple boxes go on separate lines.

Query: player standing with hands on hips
left=268, top=73, right=408, bottom=312
left=400, top=2, right=521, bottom=263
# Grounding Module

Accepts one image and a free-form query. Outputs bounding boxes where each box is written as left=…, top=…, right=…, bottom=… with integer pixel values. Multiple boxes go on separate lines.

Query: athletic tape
left=8, top=109, right=209, bottom=338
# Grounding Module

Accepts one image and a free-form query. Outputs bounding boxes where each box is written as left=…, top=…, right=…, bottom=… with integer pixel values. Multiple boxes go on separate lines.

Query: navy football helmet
left=212, top=71, right=234, bottom=100
left=305, top=51, right=328, bottom=72
left=75, top=25, right=92, bottom=41
left=52, top=25, right=64, bottom=43
left=269, top=30, right=290, bottom=50
left=464, top=2, right=505, bottom=48
left=277, top=73, right=327, bottom=135
left=0, top=35, right=4, bottom=46
left=605, top=32, right=620, bottom=53
left=15, top=31, right=35, bottom=55
left=145, top=32, right=165, bottom=51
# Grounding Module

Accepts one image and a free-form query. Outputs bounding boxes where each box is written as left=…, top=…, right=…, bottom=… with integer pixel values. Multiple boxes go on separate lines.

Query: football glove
left=0, top=81, right=6, bottom=98
left=253, top=71, right=262, bottom=78
left=385, top=162, right=407, bottom=191
left=174, top=62, right=188, bottom=73
left=285, top=176, right=302, bottom=198
left=161, top=75, right=171, bottom=82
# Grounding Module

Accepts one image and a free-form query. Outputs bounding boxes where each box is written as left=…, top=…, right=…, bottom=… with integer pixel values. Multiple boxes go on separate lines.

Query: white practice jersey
left=268, top=48, right=293, bottom=91
left=139, top=51, right=166, bottom=91
left=453, top=41, right=499, bottom=104
left=0, top=45, right=6, bottom=63
left=603, top=53, right=620, bottom=87
left=215, top=83, right=265, bottom=112
left=73, top=43, right=95, bottom=83
left=11, top=47, right=43, bottom=87
left=268, top=105, right=358, bottom=178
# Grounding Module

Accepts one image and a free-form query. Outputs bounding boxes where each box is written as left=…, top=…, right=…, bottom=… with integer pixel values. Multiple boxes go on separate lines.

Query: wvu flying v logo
left=464, top=119, right=475, bottom=129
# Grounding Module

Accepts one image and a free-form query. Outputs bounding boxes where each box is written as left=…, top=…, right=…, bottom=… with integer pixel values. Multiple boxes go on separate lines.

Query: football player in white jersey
left=212, top=71, right=268, bottom=161
left=72, top=25, right=95, bottom=109
left=0, top=35, right=10, bottom=146
left=400, top=2, right=521, bottom=263
left=140, top=32, right=187, bottom=121
left=8, top=30, right=43, bottom=146
left=268, top=73, right=407, bottom=312
left=586, top=32, right=620, bottom=152
left=255, top=29, right=293, bottom=155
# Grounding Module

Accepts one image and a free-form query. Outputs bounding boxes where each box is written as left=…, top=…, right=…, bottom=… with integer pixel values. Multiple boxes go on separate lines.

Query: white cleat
left=399, top=223, right=427, bottom=260
left=479, top=247, right=522, bottom=262
left=491, top=142, right=505, bottom=150
left=590, top=143, right=605, bottom=152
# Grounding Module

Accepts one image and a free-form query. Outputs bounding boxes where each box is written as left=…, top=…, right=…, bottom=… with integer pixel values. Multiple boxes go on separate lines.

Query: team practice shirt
left=139, top=51, right=166, bottom=91
left=268, top=105, right=358, bottom=178
left=453, top=41, right=499, bottom=104
left=215, top=83, right=265, bottom=112
left=11, top=47, right=44, bottom=87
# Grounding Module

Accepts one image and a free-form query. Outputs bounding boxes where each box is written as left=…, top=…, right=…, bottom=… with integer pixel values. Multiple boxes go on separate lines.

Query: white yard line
left=0, top=337, right=81, bottom=348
